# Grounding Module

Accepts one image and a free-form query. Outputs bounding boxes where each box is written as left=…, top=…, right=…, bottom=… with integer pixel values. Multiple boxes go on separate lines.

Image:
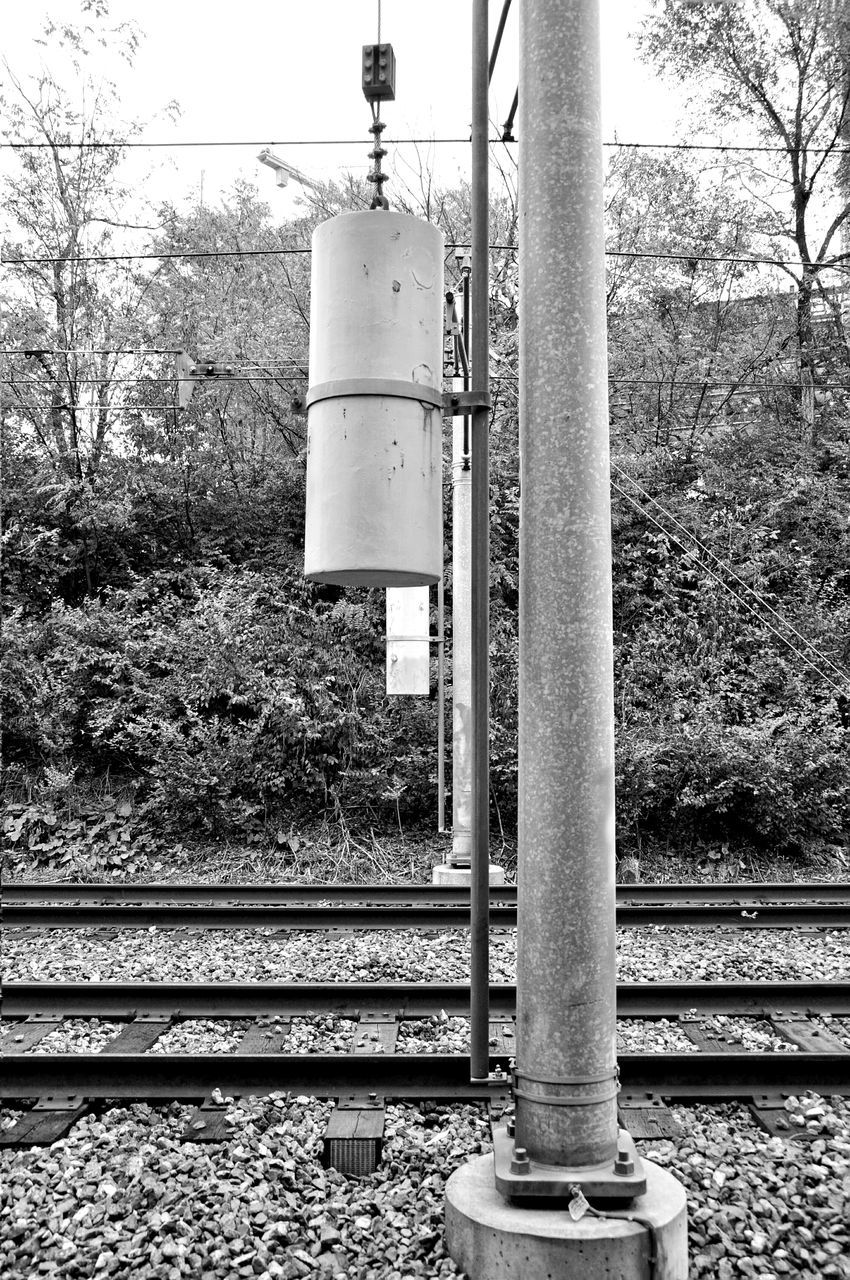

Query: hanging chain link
left=366, top=0, right=389, bottom=209
left=367, top=103, right=389, bottom=210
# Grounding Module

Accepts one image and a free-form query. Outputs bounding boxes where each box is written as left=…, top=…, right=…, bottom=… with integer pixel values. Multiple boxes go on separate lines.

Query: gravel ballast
left=4, top=925, right=848, bottom=983
left=3, top=923, right=849, bottom=1277
left=2, top=1093, right=848, bottom=1279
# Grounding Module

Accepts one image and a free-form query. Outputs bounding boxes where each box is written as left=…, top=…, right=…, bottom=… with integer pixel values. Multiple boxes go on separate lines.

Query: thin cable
left=609, top=140, right=850, bottom=155
left=612, top=480, right=847, bottom=695
left=0, top=347, right=187, bottom=356
left=0, top=348, right=309, bottom=359
left=492, top=374, right=850, bottom=391
left=612, top=472, right=849, bottom=692
left=6, top=372, right=307, bottom=385
left=377, top=0, right=381, bottom=45
left=0, top=137, right=479, bottom=149
left=6, top=244, right=847, bottom=268
left=7, top=375, right=849, bottom=390
left=5, top=404, right=185, bottom=411
left=3, top=246, right=313, bottom=264
left=2, top=137, right=848, bottom=153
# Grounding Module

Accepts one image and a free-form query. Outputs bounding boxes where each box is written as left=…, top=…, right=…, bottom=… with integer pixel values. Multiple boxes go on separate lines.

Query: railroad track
left=4, top=881, right=849, bottom=928
left=4, top=888, right=848, bottom=1156
left=2, top=980, right=848, bottom=1102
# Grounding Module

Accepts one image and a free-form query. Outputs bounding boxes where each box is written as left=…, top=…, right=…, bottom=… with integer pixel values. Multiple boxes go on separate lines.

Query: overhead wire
left=2, top=137, right=848, bottom=154
left=5, top=244, right=847, bottom=269
left=5, top=374, right=849, bottom=390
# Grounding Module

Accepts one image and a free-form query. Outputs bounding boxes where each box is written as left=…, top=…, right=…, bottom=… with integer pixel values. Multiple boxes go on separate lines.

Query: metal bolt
left=510, top=1146, right=530, bottom=1175
left=507, top=1118, right=515, bottom=1137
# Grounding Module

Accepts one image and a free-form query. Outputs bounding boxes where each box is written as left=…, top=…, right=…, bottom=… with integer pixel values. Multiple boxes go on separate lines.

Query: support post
left=446, top=3, right=688, bottom=1270
left=469, top=0, right=491, bottom=1084
left=437, top=574, right=446, bottom=833
left=450, top=378, right=473, bottom=862
left=515, top=0, right=619, bottom=1170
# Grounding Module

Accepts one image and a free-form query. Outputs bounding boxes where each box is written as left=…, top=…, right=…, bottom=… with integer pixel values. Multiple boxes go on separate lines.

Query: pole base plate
left=493, top=1125, right=647, bottom=1203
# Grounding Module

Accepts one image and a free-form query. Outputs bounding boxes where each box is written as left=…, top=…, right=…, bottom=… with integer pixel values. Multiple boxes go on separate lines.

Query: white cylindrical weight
left=304, top=210, right=445, bottom=586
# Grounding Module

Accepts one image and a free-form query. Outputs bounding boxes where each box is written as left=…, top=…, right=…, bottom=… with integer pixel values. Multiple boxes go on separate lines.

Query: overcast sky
left=1, top=0, right=699, bottom=215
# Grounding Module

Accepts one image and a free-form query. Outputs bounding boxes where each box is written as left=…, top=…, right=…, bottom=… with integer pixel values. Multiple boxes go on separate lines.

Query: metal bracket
left=442, top=389, right=491, bottom=416
left=176, top=350, right=235, bottom=409
left=470, top=1066, right=512, bottom=1088
left=31, top=1094, right=85, bottom=1111
left=493, top=1125, right=647, bottom=1203
left=337, top=1093, right=384, bottom=1111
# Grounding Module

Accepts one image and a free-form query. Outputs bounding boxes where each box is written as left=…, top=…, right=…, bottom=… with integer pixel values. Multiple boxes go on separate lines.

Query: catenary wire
left=5, top=244, right=848, bottom=268
left=6, top=375, right=850, bottom=390
left=610, top=479, right=848, bottom=696
left=2, top=137, right=849, bottom=154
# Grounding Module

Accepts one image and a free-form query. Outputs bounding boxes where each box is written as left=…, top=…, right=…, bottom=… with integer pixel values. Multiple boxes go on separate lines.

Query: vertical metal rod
left=469, top=0, right=490, bottom=1082
left=437, top=574, right=446, bottom=833
left=451, top=366, right=472, bottom=863
left=515, top=0, right=619, bottom=1167
left=488, top=0, right=514, bottom=83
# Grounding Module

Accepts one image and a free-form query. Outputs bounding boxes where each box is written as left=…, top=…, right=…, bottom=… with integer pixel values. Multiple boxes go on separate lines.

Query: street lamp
left=257, top=149, right=323, bottom=194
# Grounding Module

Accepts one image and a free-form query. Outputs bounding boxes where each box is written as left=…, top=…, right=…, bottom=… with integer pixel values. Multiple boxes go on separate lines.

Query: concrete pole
left=515, top=0, right=618, bottom=1167
left=451, top=405, right=473, bottom=865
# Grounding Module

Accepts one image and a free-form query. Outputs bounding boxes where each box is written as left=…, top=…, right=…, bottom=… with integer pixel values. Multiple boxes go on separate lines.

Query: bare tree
left=1, top=3, right=174, bottom=483
left=640, top=0, right=850, bottom=444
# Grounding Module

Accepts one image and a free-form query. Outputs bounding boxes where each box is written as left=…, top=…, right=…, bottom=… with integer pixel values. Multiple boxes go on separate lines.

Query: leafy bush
left=2, top=787, right=162, bottom=878
left=1, top=566, right=445, bottom=843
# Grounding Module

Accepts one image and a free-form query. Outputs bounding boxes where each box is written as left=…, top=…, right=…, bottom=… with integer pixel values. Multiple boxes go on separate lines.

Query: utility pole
left=446, top=1, right=688, bottom=1273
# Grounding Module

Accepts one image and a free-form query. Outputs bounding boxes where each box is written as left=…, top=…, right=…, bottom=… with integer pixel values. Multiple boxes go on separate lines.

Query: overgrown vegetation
left=2, top=2, right=849, bottom=877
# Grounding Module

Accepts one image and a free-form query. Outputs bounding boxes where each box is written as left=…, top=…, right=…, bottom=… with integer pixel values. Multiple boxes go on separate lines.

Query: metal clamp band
left=306, top=377, right=443, bottom=410
left=513, top=1085, right=620, bottom=1107
left=515, top=1069, right=617, bottom=1088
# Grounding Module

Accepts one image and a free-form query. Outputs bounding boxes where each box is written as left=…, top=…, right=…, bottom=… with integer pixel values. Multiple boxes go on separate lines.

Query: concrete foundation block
left=446, top=1153, right=687, bottom=1279
left=432, top=864, right=506, bottom=886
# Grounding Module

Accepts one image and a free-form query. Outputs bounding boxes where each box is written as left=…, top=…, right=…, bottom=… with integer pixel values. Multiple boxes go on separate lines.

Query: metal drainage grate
left=324, top=1137, right=382, bottom=1176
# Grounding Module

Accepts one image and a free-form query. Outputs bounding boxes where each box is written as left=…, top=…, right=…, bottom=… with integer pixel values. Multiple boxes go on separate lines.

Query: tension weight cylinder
left=304, top=211, right=445, bottom=586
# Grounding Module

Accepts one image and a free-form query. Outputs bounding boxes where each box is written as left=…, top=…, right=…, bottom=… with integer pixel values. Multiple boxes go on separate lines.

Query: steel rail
left=6, top=881, right=846, bottom=903
left=4, top=901, right=848, bottom=928
left=4, top=882, right=848, bottom=931
left=1, top=1050, right=847, bottom=1101
left=4, top=981, right=849, bottom=1018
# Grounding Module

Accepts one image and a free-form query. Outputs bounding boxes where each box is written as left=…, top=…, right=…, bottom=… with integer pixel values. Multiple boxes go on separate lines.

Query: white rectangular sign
left=386, top=587, right=430, bottom=695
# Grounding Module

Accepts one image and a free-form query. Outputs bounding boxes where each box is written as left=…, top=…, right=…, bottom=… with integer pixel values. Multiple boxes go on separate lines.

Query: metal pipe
left=450, top=369, right=472, bottom=863
left=469, top=0, right=490, bottom=1083
left=515, top=0, right=618, bottom=1167
left=502, top=88, right=519, bottom=142
left=488, top=0, right=514, bottom=84
left=462, top=267, right=471, bottom=463
left=437, top=574, right=446, bottom=833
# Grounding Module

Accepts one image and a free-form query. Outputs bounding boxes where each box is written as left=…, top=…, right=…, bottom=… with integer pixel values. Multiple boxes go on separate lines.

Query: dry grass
left=6, top=815, right=846, bottom=887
